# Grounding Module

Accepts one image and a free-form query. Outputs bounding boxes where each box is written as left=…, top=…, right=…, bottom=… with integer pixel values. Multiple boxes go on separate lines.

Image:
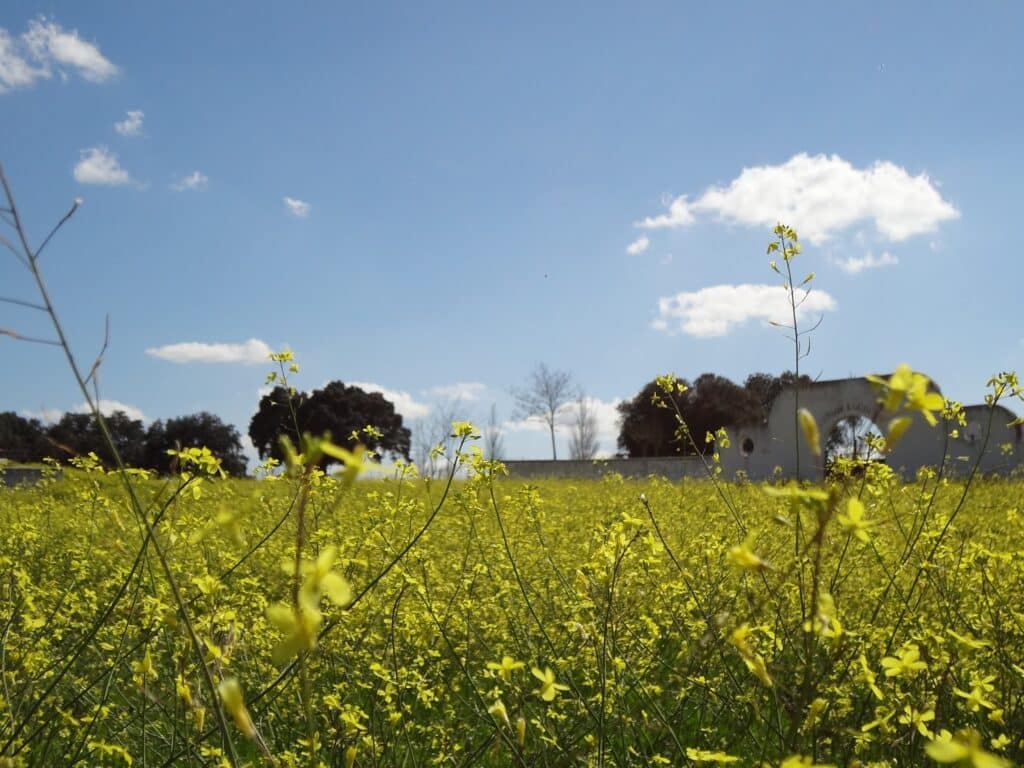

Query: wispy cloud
left=626, top=235, right=650, bottom=255
left=283, top=196, right=311, bottom=218
left=348, top=381, right=431, bottom=420
left=0, top=16, right=117, bottom=93
left=114, top=109, right=144, bottom=136
left=653, top=283, right=837, bottom=338
left=73, top=146, right=130, bottom=186
left=834, top=251, right=898, bottom=275
left=424, top=382, right=487, bottom=401
left=146, top=338, right=272, bottom=365
left=171, top=170, right=208, bottom=192
left=635, top=153, right=958, bottom=244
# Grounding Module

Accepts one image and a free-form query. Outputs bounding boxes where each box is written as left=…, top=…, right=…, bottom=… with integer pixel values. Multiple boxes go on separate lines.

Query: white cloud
left=23, top=399, right=146, bottom=424
left=424, top=382, right=487, bottom=401
left=171, top=170, right=208, bottom=192
left=114, top=109, right=143, bottom=136
left=0, top=29, right=44, bottom=92
left=83, top=399, right=146, bottom=422
left=835, top=251, right=898, bottom=275
left=653, top=283, right=837, bottom=338
left=20, top=407, right=63, bottom=424
left=348, top=381, right=431, bottom=420
left=73, top=146, right=131, bottom=186
left=284, top=197, right=311, bottom=218
left=559, top=396, right=623, bottom=445
left=636, top=153, right=959, bottom=244
left=635, top=195, right=696, bottom=230
left=626, top=235, right=650, bottom=255
left=146, top=338, right=273, bottom=365
left=19, top=16, right=116, bottom=86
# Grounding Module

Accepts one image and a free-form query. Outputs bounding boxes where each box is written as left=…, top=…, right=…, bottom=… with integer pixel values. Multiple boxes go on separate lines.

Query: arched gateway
left=720, top=376, right=1023, bottom=480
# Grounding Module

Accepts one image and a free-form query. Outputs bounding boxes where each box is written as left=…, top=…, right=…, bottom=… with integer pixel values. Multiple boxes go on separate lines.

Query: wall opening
left=825, top=414, right=885, bottom=470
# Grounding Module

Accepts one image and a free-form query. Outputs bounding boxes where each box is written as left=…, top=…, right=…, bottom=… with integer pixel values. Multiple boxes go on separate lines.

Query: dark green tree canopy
left=47, top=410, right=147, bottom=468
left=145, top=412, right=248, bottom=476
left=618, top=372, right=801, bottom=457
left=248, top=381, right=411, bottom=466
left=0, top=412, right=48, bottom=464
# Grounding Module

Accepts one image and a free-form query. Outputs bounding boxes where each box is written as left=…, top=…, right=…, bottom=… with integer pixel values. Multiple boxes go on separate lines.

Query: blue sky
left=2, top=2, right=1022, bottom=463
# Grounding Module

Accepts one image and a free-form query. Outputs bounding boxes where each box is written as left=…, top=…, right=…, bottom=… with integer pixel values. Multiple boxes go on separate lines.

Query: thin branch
left=0, top=328, right=62, bottom=346
left=0, top=234, right=30, bottom=268
left=0, top=295, right=47, bottom=312
left=84, top=314, right=111, bottom=387
left=33, top=197, right=82, bottom=263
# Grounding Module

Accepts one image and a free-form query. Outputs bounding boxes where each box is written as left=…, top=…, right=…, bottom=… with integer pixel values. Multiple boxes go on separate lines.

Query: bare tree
left=412, top=399, right=465, bottom=478
left=568, top=394, right=600, bottom=460
left=512, top=362, right=574, bottom=460
left=483, top=402, right=505, bottom=460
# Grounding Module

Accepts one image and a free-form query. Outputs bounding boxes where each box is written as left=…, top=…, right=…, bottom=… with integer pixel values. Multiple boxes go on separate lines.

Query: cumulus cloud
left=348, top=381, right=431, bottom=420
left=283, top=196, right=311, bottom=218
left=23, top=399, right=146, bottom=424
left=114, top=109, right=143, bottom=136
left=146, top=338, right=273, bottom=365
left=626, top=235, right=650, bottom=255
left=424, top=382, right=487, bottom=401
left=0, top=16, right=117, bottom=93
left=653, top=283, right=837, bottom=338
left=834, top=251, right=899, bottom=275
left=73, top=146, right=130, bottom=186
left=171, top=170, right=208, bottom=191
left=635, top=153, right=958, bottom=244
left=636, top=196, right=696, bottom=230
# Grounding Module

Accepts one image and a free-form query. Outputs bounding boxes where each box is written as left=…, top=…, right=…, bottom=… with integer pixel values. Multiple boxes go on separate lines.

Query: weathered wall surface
left=720, top=378, right=1023, bottom=481
left=504, top=457, right=707, bottom=480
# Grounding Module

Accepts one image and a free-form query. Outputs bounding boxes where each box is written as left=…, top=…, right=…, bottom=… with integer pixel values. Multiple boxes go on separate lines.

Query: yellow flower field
left=2, top=452, right=1022, bottom=767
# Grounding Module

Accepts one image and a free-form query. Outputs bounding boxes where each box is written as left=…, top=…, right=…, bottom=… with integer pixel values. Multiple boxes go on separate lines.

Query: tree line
left=0, top=410, right=248, bottom=475
left=2, top=370, right=811, bottom=473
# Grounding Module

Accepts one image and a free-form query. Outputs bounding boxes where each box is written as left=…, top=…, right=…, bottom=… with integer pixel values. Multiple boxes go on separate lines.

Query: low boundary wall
left=503, top=457, right=707, bottom=480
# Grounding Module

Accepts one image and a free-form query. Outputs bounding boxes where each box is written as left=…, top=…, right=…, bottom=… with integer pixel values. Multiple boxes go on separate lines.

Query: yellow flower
left=531, top=666, right=569, bottom=702
left=486, top=655, right=525, bottom=682
left=727, top=542, right=768, bottom=570
left=926, top=729, right=1010, bottom=768
left=798, top=409, right=821, bottom=457
left=881, top=644, right=928, bottom=678
left=954, top=685, right=996, bottom=713
left=686, top=748, right=740, bottom=763
left=217, top=677, right=256, bottom=739
left=298, top=545, right=353, bottom=612
left=868, top=364, right=944, bottom=425
left=131, top=649, right=157, bottom=685
left=899, top=704, right=935, bottom=737
left=837, top=498, right=873, bottom=543
left=487, top=698, right=510, bottom=727
left=266, top=602, right=322, bottom=664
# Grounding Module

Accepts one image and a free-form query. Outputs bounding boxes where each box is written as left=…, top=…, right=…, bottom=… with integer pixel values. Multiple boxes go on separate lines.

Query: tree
left=568, top=395, right=600, bottom=460
left=47, top=410, right=147, bottom=468
left=248, top=381, right=411, bottom=467
left=483, top=403, right=505, bottom=461
left=411, top=399, right=465, bottom=478
left=617, top=380, right=684, bottom=458
left=145, top=412, right=248, bottom=476
left=744, top=371, right=814, bottom=423
left=0, top=412, right=48, bottom=463
left=617, top=373, right=762, bottom=458
left=513, top=363, right=575, bottom=460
